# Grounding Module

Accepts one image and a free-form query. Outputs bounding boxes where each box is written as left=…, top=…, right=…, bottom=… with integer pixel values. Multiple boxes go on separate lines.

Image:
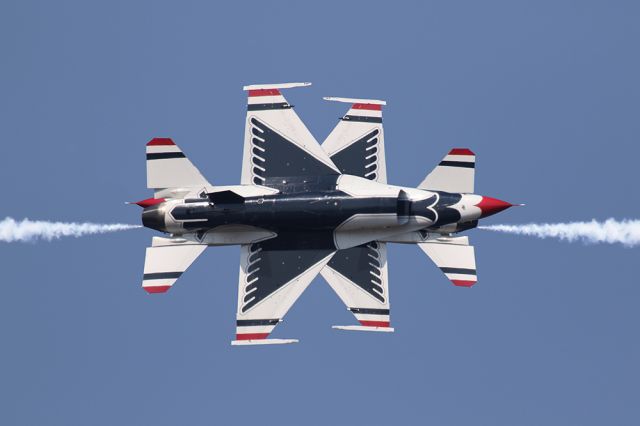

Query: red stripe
left=248, top=89, right=281, bottom=97
left=352, top=103, right=382, bottom=111
left=235, top=333, right=269, bottom=340
left=147, top=138, right=175, bottom=146
left=359, top=320, right=390, bottom=327
left=144, top=285, right=171, bottom=294
left=134, top=197, right=165, bottom=208
left=451, top=279, right=476, bottom=287
left=448, top=148, right=474, bottom=156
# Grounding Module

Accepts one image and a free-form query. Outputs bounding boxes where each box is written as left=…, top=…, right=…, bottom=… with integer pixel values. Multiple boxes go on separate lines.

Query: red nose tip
left=128, top=197, right=165, bottom=208
left=475, top=196, right=512, bottom=218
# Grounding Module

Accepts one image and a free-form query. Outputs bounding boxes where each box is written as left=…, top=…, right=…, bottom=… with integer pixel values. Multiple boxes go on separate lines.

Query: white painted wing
left=142, top=236, right=207, bottom=293
left=418, top=148, right=475, bottom=194
left=240, top=83, right=339, bottom=186
left=234, top=232, right=336, bottom=345
left=146, top=138, right=210, bottom=190
left=419, top=236, right=477, bottom=287
left=321, top=242, right=393, bottom=332
left=322, top=97, right=387, bottom=183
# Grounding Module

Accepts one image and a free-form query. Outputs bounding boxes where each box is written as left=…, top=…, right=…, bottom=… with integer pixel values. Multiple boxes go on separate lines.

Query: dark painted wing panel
left=329, top=129, right=381, bottom=180
left=326, top=241, right=386, bottom=303
left=240, top=230, right=335, bottom=313
left=249, top=118, right=337, bottom=186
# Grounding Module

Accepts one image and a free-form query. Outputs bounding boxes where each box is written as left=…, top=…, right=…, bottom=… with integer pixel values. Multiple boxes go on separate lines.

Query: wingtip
left=147, top=138, right=175, bottom=146
left=448, top=148, right=475, bottom=156
left=243, top=82, right=311, bottom=91
left=231, top=338, right=299, bottom=346
left=323, top=96, right=387, bottom=105
left=144, top=285, right=171, bottom=294
left=451, top=279, right=477, bottom=287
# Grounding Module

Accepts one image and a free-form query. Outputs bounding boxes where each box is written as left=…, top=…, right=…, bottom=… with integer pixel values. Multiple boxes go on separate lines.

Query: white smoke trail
left=479, top=218, right=640, bottom=247
left=0, top=217, right=141, bottom=243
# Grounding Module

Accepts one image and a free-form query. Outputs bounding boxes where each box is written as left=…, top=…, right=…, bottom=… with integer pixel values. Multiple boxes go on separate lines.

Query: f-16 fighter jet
left=134, top=82, right=518, bottom=345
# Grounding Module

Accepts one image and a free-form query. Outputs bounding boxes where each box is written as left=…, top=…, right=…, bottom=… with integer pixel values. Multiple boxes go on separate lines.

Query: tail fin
left=146, top=138, right=210, bottom=190
left=418, top=148, right=475, bottom=193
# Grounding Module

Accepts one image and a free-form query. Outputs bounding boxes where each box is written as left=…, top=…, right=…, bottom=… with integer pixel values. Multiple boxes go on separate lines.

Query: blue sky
left=1, top=1, right=639, bottom=425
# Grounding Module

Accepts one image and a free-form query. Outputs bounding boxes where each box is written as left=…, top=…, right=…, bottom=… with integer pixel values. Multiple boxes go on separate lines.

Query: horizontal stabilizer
left=142, top=237, right=206, bottom=293
left=419, top=148, right=475, bottom=193
left=419, top=236, right=477, bottom=287
left=146, top=138, right=210, bottom=190
left=231, top=338, right=298, bottom=346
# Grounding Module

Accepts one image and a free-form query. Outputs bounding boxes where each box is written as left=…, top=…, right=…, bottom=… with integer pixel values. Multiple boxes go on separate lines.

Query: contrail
left=479, top=218, right=640, bottom=247
left=0, top=217, right=141, bottom=243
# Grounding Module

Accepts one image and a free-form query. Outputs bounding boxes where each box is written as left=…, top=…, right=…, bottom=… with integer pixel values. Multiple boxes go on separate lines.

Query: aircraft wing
left=233, top=231, right=335, bottom=345
left=322, top=97, right=387, bottom=183
left=419, top=236, right=477, bottom=287
left=241, top=83, right=339, bottom=186
left=320, top=241, right=393, bottom=332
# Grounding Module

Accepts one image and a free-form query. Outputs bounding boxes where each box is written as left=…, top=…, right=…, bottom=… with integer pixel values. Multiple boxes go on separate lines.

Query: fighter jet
left=134, top=82, right=517, bottom=345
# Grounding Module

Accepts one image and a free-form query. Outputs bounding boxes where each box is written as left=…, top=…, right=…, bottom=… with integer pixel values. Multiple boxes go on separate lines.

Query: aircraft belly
left=172, top=193, right=400, bottom=232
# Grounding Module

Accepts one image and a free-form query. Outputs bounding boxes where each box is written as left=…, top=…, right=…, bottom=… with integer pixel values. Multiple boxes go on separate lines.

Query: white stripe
left=247, top=95, right=286, bottom=104
left=443, top=154, right=475, bottom=162
left=236, top=325, right=276, bottom=334
left=143, top=281, right=175, bottom=288
left=146, top=145, right=182, bottom=154
left=354, top=313, right=390, bottom=322
left=346, top=109, right=383, bottom=118
left=444, top=273, right=477, bottom=281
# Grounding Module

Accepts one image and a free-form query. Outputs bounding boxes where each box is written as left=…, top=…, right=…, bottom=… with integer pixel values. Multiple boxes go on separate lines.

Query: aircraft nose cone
left=476, top=196, right=512, bottom=218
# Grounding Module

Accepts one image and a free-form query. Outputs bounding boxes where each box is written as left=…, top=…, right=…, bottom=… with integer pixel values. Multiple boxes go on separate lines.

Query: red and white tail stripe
left=440, top=268, right=477, bottom=287
left=142, top=237, right=206, bottom=294
left=232, top=319, right=299, bottom=345
left=145, top=138, right=210, bottom=190
left=324, top=96, right=385, bottom=122
left=244, top=82, right=310, bottom=109
left=419, top=237, right=478, bottom=288
left=353, top=312, right=390, bottom=328
left=146, top=138, right=183, bottom=155
left=246, top=88, right=287, bottom=107
left=234, top=320, right=279, bottom=341
left=418, top=147, right=476, bottom=193
left=439, top=148, right=475, bottom=168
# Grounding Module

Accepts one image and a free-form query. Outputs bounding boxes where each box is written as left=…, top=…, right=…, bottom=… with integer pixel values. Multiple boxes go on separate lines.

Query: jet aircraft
left=134, top=82, right=517, bottom=345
